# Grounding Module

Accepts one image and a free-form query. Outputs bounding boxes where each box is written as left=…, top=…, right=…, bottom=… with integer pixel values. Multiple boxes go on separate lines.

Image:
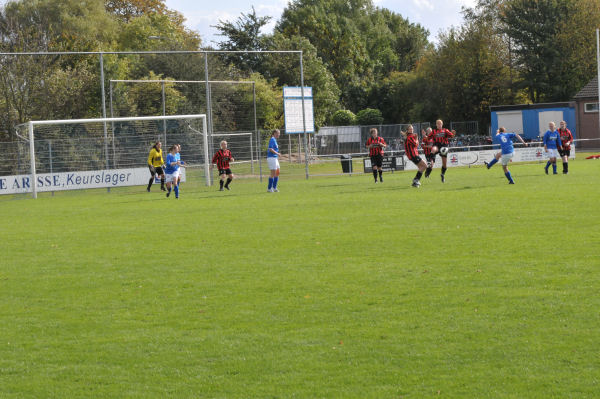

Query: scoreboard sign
left=363, top=156, right=404, bottom=173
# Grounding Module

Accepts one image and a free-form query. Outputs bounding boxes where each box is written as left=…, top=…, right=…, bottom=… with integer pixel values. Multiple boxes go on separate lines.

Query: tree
left=0, top=0, right=118, bottom=140
left=261, top=33, right=341, bottom=127
left=105, top=0, right=168, bottom=22
left=213, top=7, right=271, bottom=73
left=276, top=0, right=429, bottom=110
left=499, top=0, right=569, bottom=102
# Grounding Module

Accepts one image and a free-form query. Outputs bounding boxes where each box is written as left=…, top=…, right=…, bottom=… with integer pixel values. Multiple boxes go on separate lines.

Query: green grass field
left=2, top=157, right=600, bottom=398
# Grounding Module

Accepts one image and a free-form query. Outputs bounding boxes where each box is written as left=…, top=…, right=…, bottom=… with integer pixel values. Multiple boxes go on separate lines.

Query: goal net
left=10, top=114, right=207, bottom=198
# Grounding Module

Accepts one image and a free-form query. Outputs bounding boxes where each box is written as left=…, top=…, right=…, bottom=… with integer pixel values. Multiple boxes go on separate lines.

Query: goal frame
left=25, top=114, right=208, bottom=198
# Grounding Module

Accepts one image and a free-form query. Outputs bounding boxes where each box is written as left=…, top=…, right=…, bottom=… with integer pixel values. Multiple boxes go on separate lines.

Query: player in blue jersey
left=175, top=144, right=183, bottom=187
left=484, top=127, right=527, bottom=184
left=543, top=122, right=562, bottom=175
left=267, top=129, right=281, bottom=192
left=164, top=145, right=183, bottom=198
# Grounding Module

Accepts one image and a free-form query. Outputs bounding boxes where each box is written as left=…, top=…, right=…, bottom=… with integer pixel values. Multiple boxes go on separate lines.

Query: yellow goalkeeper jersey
left=148, top=148, right=164, bottom=167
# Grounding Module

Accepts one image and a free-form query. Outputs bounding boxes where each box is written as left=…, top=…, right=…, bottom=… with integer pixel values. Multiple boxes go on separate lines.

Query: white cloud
left=412, top=0, right=434, bottom=11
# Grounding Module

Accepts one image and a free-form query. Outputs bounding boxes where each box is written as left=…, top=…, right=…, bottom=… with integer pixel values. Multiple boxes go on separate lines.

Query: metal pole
left=28, top=121, right=37, bottom=199
left=49, top=140, right=54, bottom=196
left=299, top=52, right=309, bottom=179
left=252, top=82, right=257, bottom=174
left=161, top=81, right=167, bottom=145
left=257, top=129, right=262, bottom=182
left=597, top=29, right=600, bottom=138
left=204, top=52, right=213, bottom=185
left=99, top=53, right=110, bottom=193
left=109, top=81, right=116, bottom=168
left=289, top=135, right=292, bottom=162
left=203, top=115, right=210, bottom=187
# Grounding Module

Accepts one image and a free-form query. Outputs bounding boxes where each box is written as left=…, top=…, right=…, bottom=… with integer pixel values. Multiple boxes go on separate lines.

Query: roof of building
left=490, top=102, right=574, bottom=112
left=573, top=76, right=598, bottom=99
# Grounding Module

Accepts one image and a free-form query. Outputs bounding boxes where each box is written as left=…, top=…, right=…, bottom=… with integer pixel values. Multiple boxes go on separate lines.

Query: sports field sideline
left=1, top=158, right=599, bottom=398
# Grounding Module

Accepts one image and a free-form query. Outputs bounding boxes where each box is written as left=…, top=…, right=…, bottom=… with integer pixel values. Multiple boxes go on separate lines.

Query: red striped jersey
left=212, top=149, right=233, bottom=170
left=422, top=134, right=434, bottom=155
left=366, top=136, right=386, bottom=156
left=430, top=128, right=454, bottom=146
left=558, top=128, right=573, bottom=149
left=404, top=134, right=419, bottom=159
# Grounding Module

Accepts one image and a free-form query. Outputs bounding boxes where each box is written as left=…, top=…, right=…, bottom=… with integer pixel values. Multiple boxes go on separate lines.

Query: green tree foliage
left=552, top=0, right=600, bottom=99
left=262, top=33, right=341, bottom=127
left=212, top=7, right=271, bottom=73
left=331, top=110, right=357, bottom=126
left=276, top=0, right=428, bottom=111
left=356, top=108, right=383, bottom=125
left=367, top=71, right=420, bottom=124
left=415, top=20, right=515, bottom=129
left=0, top=0, right=118, bottom=140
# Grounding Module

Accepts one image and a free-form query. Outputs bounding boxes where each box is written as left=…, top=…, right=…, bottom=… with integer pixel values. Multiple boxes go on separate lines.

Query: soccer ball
left=440, top=147, right=449, bottom=156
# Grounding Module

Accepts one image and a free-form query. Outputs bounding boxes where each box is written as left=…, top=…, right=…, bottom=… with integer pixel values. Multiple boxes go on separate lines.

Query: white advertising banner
left=402, top=146, right=575, bottom=170
left=0, top=167, right=186, bottom=195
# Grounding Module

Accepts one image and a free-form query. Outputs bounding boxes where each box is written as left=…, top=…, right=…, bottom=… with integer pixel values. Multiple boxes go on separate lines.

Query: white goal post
left=23, top=114, right=208, bottom=198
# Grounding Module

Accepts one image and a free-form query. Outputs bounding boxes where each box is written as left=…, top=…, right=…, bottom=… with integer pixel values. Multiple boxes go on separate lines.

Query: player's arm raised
left=516, top=134, right=527, bottom=147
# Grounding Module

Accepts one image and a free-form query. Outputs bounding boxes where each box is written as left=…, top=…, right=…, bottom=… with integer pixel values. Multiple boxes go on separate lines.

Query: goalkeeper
left=147, top=141, right=165, bottom=192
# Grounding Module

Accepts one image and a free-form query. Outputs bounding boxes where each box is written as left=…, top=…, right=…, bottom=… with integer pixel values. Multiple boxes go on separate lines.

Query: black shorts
left=425, top=153, right=435, bottom=163
left=409, top=155, right=423, bottom=166
left=219, top=168, right=232, bottom=175
left=149, top=165, right=164, bottom=176
left=434, top=143, right=448, bottom=157
left=559, top=148, right=571, bottom=157
left=370, top=154, right=383, bottom=168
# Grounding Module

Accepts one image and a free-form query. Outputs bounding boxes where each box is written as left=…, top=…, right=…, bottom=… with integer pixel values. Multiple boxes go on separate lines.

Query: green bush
left=331, top=109, right=357, bottom=126
left=356, top=108, right=383, bottom=125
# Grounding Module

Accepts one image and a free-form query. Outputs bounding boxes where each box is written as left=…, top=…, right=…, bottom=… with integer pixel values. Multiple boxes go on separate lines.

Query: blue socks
left=273, top=177, right=279, bottom=189
left=268, top=178, right=273, bottom=190
left=552, top=163, right=557, bottom=174
left=174, top=185, right=179, bottom=198
left=505, top=171, right=514, bottom=183
left=487, top=158, right=498, bottom=168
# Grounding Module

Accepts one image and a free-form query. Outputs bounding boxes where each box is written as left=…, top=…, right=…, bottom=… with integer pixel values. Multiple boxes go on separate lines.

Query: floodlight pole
left=161, top=81, right=167, bottom=146
left=204, top=53, right=213, bottom=185
left=109, top=81, right=118, bottom=168
left=300, top=51, right=309, bottom=179
left=597, top=29, right=600, bottom=138
left=252, top=82, right=257, bottom=175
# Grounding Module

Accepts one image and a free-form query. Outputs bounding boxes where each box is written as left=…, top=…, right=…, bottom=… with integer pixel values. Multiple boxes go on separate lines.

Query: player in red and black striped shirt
left=421, top=127, right=435, bottom=177
left=558, top=120, right=573, bottom=174
left=403, top=125, right=428, bottom=187
left=211, top=141, right=235, bottom=191
left=366, top=128, right=387, bottom=183
left=427, top=119, right=454, bottom=182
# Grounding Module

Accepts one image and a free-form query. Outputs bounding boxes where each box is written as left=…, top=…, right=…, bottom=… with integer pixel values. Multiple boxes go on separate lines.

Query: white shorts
left=166, top=169, right=180, bottom=183
left=501, top=152, right=514, bottom=166
left=267, top=157, right=280, bottom=170
left=546, top=148, right=559, bottom=159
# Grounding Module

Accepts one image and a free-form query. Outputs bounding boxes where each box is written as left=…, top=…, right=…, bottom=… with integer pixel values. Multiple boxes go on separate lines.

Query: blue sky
left=166, top=0, right=477, bottom=46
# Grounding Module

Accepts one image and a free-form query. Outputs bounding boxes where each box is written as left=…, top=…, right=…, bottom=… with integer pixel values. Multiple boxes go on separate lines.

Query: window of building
left=584, top=102, right=599, bottom=113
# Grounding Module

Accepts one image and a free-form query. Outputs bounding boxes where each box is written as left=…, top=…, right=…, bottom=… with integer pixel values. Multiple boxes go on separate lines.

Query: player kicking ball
left=484, top=127, right=527, bottom=184
left=402, top=125, right=427, bottom=187
left=211, top=140, right=235, bottom=191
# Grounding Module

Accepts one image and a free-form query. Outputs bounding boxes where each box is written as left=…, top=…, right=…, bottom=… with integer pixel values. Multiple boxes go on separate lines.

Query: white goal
left=13, top=114, right=207, bottom=198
